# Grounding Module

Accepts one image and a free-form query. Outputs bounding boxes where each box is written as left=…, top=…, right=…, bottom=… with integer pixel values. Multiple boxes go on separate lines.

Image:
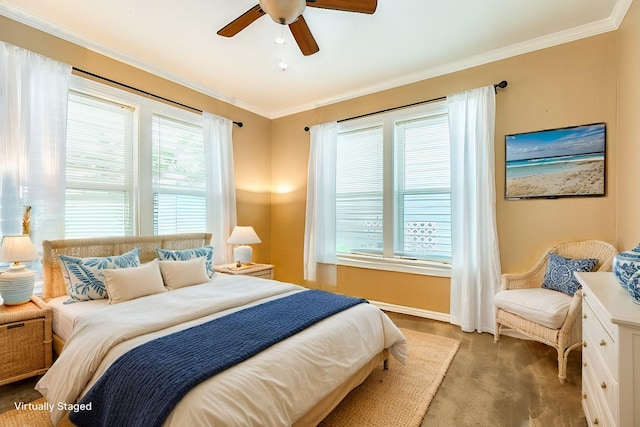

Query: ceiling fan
left=217, top=0, right=378, bottom=56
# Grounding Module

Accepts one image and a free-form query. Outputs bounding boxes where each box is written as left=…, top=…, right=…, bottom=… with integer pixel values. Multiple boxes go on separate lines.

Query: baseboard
left=370, top=300, right=450, bottom=323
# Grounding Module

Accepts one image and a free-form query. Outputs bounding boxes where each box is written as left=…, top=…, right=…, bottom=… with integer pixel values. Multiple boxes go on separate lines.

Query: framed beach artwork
left=505, top=123, right=606, bottom=200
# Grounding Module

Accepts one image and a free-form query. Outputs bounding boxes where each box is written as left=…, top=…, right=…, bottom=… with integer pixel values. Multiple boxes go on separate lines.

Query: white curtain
left=0, top=42, right=71, bottom=247
left=203, top=112, right=237, bottom=265
left=448, top=85, right=502, bottom=333
left=303, top=122, right=338, bottom=281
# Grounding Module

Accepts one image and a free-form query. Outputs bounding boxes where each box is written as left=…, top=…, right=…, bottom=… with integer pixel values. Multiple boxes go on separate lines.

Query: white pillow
left=102, top=259, right=166, bottom=304
left=159, top=257, right=210, bottom=290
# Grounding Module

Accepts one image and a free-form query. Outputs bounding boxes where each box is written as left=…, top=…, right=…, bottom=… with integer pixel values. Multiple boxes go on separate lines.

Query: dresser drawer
left=583, top=348, right=618, bottom=425
left=582, top=290, right=616, bottom=342
left=583, top=357, right=616, bottom=427
left=583, top=301, right=617, bottom=377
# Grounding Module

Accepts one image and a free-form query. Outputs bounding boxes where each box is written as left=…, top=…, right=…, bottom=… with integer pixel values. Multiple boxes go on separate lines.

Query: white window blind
left=336, top=101, right=452, bottom=265
left=394, top=113, right=451, bottom=260
left=65, top=91, right=135, bottom=237
left=152, top=114, right=206, bottom=234
left=336, top=125, right=384, bottom=256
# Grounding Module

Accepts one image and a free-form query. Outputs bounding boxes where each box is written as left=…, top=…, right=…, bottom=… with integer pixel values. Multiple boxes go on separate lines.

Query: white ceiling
left=0, top=0, right=631, bottom=118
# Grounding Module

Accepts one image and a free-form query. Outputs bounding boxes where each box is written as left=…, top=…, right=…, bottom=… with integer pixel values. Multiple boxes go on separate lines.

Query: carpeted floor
left=0, top=328, right=459, bottom=427
left=387, top=313, right=587, bottom=427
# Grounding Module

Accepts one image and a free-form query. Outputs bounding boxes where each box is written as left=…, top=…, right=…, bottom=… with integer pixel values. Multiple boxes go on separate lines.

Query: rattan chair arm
left=561, top=290, right=584, bottom=331
left=501, top=250, right=551, bottom=291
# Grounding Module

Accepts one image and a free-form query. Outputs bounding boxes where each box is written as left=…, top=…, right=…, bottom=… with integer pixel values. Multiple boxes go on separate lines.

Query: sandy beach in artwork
left=506, top=159, right=604, bottom=198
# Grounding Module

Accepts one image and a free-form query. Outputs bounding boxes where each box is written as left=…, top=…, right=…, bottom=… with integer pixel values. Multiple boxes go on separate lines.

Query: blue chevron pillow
left=59, top=248, right=141, bottom=301
left=155, top=246, right=215, bottom=278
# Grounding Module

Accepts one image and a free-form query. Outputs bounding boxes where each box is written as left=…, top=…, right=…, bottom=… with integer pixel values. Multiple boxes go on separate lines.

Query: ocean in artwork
left=506, top=152, right=604, bottom=180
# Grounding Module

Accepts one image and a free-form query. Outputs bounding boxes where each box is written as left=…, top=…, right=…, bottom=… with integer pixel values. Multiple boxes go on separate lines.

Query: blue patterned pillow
left=155, top=246, right=215, bottom=278
left=59, top=248, right=141, bottom=301
left=542, top=253, right=598, bottom=296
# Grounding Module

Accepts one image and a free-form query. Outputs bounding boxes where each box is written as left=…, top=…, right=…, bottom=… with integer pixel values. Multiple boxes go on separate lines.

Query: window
left=336, top=125, right=383, bottom=255
left=65, top=91, right=136, bottom=237
left=152, top=114, right=207, bottom=234
left=65, top=75, right=207, bottom=238
left=394, top=113, right=451, bottom=261
left=336, top=101, right=451, bottom=274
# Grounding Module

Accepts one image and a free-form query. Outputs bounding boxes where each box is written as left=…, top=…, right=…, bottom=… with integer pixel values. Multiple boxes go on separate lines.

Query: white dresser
left=575, top=272, right=640, bottom=427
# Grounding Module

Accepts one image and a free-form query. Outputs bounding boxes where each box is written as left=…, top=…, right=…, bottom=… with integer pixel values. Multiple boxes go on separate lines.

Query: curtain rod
left=303, top=80, right=508, bottom=132
left=72, top=67, right=243, bottom=128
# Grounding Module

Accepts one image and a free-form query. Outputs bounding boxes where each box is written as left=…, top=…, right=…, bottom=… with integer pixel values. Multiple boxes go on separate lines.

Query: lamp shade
left=0, top=235, right=39, bottom=263
left=227, top=226, right=261, bottom=264
left=227, top=226, right=262, bottom=245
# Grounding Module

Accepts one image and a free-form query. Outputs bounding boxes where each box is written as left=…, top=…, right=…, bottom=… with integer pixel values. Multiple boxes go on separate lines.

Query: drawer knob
left=601, top=382, right=607, bottom=390
left=599, top=339, right=606, bottom=346
left=583, top=361, right=587, bottom=367
left=583, top=341, right=588, bottom=348
left=583, top=392, right=587, bottom=399
left=594, top=418, right=599, bottom=425
left=583, top=314, right=587, bottom=319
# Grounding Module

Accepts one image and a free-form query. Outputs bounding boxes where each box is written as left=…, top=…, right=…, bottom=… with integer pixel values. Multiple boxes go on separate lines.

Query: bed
left=35, top=233, right=407, bottom=426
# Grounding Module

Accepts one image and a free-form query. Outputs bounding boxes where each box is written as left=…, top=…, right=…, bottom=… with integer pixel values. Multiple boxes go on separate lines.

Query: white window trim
left=337, top=253, right=451, bottom=277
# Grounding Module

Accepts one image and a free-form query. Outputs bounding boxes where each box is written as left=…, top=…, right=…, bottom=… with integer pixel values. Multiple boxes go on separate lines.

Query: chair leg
left=494, top=322, right=500, bottom=342
left=557, top=348, right=567, bottom=384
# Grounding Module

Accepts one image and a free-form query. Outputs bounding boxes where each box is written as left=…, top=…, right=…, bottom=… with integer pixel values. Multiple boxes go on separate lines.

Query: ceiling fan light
left=259, top=0, right=306, bottom=25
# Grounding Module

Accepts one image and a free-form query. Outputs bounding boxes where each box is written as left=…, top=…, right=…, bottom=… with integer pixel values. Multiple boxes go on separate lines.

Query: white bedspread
left=47, top=296, right=109, bottom=341
left=37, top=275, right=406, bottom=426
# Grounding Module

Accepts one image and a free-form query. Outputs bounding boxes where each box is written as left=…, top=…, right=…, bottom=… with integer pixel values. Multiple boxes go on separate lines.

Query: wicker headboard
left=41, top=233, right=212, bottom=301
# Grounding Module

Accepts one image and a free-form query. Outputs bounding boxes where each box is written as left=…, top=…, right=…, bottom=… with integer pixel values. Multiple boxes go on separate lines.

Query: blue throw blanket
left=69, top=290, right=366, bottom=427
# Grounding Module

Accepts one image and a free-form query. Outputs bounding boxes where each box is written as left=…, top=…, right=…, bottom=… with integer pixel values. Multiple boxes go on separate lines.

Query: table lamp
left=0, top=235, right=40, bottom=305
left=227, top=226, right=261, bottom=265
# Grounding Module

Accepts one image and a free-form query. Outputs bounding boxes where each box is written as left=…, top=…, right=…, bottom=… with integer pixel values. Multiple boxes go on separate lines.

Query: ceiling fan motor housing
left=259, top=0, right=306, bottom=24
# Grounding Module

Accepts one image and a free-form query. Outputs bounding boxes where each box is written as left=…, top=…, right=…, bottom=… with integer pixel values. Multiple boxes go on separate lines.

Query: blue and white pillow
left=59, top=248, right=141, bottom=301
left=155, top=245, right=215, bottom=278
left=542, top=253, right=598, bottom=296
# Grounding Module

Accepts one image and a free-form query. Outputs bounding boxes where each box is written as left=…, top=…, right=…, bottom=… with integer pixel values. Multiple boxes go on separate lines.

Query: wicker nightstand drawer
left=214, top=264, right=274, bottom=280
left=0, top=296, right=53, bottom=386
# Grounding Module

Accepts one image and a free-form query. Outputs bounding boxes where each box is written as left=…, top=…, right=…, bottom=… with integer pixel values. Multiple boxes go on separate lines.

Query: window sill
left=336, top=254, right=451, bottom=277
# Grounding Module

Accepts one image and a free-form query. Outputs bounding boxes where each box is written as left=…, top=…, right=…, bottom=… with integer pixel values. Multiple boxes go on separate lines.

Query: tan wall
left=0, top=16, right=273, bottom=264
left=271, top=33, right=618, bottom=312
left=617, top=1, right=640, bottom=250
left=1, top=15, right=627, bottom=313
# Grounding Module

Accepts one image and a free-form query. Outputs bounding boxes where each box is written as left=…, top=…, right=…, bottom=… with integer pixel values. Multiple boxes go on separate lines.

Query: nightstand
left=0, top=295, right=52, bottom=386
left=214, top=263, right=274, bottom=280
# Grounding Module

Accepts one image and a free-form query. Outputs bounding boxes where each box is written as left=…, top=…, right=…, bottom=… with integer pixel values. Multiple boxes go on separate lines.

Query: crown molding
left=0, top=2, right=271, bottom=118
left=2, top=0, right=632, bottom=120
left=271, top=3, right=631, bottom=118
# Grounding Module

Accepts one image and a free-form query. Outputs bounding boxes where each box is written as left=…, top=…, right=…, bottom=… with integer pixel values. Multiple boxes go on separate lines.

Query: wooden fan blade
left=289, top=16, right=319, bottom=56
left=306, top=0, right=377, bottom=14
left=217, top=5, right=265, bottom=37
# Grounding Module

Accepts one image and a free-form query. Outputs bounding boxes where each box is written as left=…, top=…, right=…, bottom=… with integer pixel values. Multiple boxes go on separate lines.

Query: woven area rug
left=0, top=328, right=459, bottom=427
left=320, top=328, right=460, bottom=427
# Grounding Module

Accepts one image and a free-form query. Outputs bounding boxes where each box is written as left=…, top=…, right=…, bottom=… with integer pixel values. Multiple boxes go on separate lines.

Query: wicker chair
left=494, top=240, right=617, bottom=383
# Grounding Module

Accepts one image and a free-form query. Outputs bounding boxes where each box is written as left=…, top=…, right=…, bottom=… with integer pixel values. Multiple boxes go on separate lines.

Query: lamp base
left=0, top=267, right=35, bottom=305
left=233, top=245, right=253, bottom=265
